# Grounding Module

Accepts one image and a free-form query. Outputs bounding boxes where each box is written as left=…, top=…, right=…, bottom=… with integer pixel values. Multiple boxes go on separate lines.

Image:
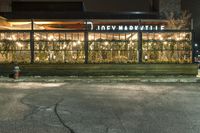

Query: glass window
left=0, top=32, right=30, bottom=63
left=142, top=32, right=192, bottom=63
left=88, top=32, right=138, bottom=63
left=34, top=32, right=85, bottom=63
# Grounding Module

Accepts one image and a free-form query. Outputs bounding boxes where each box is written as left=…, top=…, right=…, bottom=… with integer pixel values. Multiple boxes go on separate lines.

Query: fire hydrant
left=13, top=66, right=20, bottom=79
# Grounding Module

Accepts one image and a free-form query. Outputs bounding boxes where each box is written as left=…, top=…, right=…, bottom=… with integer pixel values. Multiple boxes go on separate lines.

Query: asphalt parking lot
left=0, top=82, right=200, bottom=133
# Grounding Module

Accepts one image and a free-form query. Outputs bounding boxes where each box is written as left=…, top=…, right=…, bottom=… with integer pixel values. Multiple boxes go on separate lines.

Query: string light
left=104, top=41, right=109, bottom=45
left=164, top=42, right=167, bottom=45
left=73, top=42, right=77, bottom=46
left=77, top=40, right=81, bottom=44
left=16, top=42, right=23, bottom=48
left=35, top=37, right=40, bottom=41
left=12, top=35, right=17, bottom=41
left=48, top=36, right=54, bottom=41
left=7, top=37, right=12, bottom=40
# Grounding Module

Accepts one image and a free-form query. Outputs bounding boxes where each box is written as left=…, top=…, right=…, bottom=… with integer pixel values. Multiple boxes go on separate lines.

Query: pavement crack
left=20, top=92, right=40, bottom=120
left=54, top=98, right=75, bottom=133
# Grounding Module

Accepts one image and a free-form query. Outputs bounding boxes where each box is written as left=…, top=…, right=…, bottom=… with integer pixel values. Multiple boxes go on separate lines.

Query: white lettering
left=135, top=26, right=139, bottom=30
left=140, top=26, right=144, bottom=30
left=119, top=26, right=123, bottom=30
left=129, top=26, right=134, bottom=30
left=101, top=26, right=106, bottom=30
left=145, top=25, right=149, bottom=30
left=161, top=25, right=165, bottom=30
left=94, top=24, right=165, bottom=31
left=112, top=26, right=117, bottom=30
left=124, top=26, right=128, bottom=31
left=155, top=26, right=158, bottom=30
left=97, top=25, right=100, bottom=30
left=107, top=26, right=111, bottom=30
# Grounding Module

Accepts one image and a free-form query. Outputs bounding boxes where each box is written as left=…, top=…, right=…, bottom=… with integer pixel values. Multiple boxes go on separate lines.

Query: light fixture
left=195, top=43, right=198, bottom=47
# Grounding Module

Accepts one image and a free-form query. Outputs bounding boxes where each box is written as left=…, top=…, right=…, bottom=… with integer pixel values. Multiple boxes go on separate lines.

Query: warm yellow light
left=77, top=40, right=81, bottom=44
left=12, top=35, right=17, bottom=41
left=35, top=37, right=40, bottom=41
left=9, top=22, right=31, bottom=25
left=104, top=42, right=109, bottom=45
left=148, top=43, right=152, bottom=46
left=16, top=42, right=23, bottom=47
left=48, top=36, right=54, bottom=41
left=7, top=37, right=12, bottom=40
left=89, top=35, right=94, bottom=40
left=176, top=37, right=180, bottom=41
left=73, top=42, right=77, bottom=46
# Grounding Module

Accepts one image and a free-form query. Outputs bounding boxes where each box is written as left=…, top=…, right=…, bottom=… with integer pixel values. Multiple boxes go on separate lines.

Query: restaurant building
left=0, top=0, right=197, bottom=76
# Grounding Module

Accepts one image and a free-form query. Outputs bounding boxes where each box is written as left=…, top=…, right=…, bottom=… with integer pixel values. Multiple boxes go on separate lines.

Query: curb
left=0, top=76, right=200, bottom=83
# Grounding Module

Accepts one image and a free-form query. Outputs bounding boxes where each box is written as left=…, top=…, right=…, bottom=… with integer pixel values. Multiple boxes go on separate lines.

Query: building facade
left=0, top=0, right=194, bottom=64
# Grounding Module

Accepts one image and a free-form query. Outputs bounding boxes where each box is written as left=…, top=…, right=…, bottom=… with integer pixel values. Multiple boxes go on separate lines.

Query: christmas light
left=16, top=42, right=23, bottom=48
left=104, top=42, right=109, bottom=45
left=77, top=40, right=81, bottom=44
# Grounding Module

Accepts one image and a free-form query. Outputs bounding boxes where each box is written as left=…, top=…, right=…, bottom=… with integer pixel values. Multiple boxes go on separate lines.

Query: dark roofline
left=0, top=11, right=160, bottom=20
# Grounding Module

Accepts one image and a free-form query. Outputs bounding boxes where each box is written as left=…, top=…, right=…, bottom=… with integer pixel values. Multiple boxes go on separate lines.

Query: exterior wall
left=159, top=0, right=181, bottom=17
left=0, top=64, right=198, bottom=76
left=1, top=0, right=154, bottom=12
left=0, top=0, right=12, bottom=12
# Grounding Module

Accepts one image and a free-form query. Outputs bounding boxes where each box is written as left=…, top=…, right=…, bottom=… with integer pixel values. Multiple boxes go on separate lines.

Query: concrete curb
left=0, top=76, right=200, bottom=83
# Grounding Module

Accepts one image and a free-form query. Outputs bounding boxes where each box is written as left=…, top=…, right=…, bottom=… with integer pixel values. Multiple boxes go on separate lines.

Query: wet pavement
left=0, top=82, right=200, bottom=133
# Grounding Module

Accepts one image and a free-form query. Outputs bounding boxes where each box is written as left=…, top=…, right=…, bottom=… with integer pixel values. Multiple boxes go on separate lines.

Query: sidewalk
left=0, top=75, right=200, bottom=83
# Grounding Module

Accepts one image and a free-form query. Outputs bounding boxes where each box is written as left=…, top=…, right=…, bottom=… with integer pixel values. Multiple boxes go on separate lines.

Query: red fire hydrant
left=13, top=66, right=20, bottom=79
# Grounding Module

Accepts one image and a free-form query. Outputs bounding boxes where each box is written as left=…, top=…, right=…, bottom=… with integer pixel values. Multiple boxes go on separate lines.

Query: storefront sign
left=85, top=22, right=165, bottom=31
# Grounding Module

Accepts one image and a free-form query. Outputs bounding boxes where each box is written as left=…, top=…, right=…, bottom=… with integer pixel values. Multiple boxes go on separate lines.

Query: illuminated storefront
left=0, top=18, right=193, bottom=64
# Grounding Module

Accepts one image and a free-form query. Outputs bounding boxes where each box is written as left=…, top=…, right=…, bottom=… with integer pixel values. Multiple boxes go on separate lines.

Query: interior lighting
left=77, top=40, right=81, bottom=44
left=48, top=36, right=54, bottom=41
left=12, top=35, right=17, bottom=41
left=16, top=42, right=23, bottom=48
left=148, top=43, right=152, bottom=46
left=7, top=37, right=12, bottom=40
left=35, top=37, right=40, bottom=41
left=176, top=37, right=180, bottom=41
left=73, top=42, right=77, bottom=46
left=104, top=41, right=109, bottom=45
